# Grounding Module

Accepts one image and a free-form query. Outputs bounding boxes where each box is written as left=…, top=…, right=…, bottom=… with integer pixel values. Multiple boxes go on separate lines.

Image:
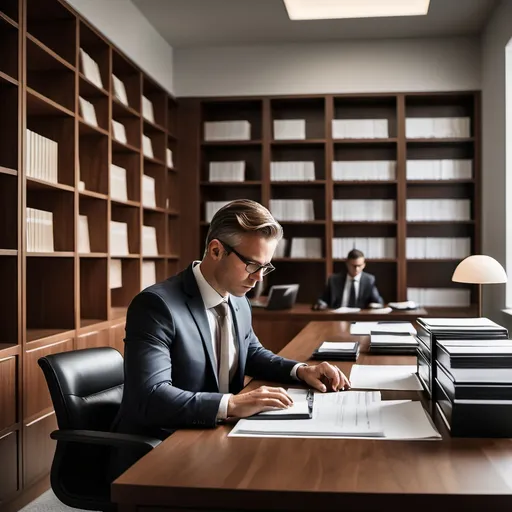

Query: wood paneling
left=0, top=431, right=19, bottom=503
left=76, top=327, right=110, bottom=350
left=0, top=356, right=17, bottom=430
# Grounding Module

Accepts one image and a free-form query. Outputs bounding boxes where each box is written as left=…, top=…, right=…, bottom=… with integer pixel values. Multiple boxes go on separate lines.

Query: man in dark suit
left=313, top=249, right=384, bottom=310
left=113, top=199, right=350, bottom=443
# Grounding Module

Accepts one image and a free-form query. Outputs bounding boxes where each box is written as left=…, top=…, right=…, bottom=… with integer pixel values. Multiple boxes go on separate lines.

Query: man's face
left=346, top=257, right=365, bottom=278
left=214, top=234, right=277, bottom=297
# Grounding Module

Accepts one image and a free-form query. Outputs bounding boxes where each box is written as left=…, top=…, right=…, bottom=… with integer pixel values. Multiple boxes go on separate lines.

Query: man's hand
left=296, top=362, right=350, bottom=392
left=227, top=386, right=293, bottom=418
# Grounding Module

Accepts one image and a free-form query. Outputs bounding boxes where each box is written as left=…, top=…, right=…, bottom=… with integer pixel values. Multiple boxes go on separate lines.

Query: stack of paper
left=350, top=322, right=417, bottom=336
left=350, top=365, right=422, bottom=391
left=369, top=334, right=418, bottom=354
left=311, top=341, right=360, bottom=361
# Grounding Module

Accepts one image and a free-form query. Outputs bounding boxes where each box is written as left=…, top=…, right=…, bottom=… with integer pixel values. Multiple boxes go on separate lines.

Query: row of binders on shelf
left=26, top=207, right=54, bottom=252
left=416, top=317, right=512, bottom=437
left=406, top=237, right=471, bottom=260
left=80, top=48, right=158, bottom=124
left=205, top=158, right=472, bottom=183
left=407, top=288, right=470, bottom=307
left=406, top=199, right=471, bottom=221
left=111, top=166, right=158, bottom=208
left=274, top=238, right=322, bottom=259
left=26, top=130, right=59, bottom=183
left=333, top=237, right=396, bottom=259
left=202, top=117, right=471, bottom=141
left=110, top=259, right=157, bottom=291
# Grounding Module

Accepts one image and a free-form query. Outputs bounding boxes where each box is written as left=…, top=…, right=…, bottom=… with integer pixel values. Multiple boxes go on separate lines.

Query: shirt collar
left=192, top=261, right=229, bottom=310
left=350, top=273, right=362, bottom=283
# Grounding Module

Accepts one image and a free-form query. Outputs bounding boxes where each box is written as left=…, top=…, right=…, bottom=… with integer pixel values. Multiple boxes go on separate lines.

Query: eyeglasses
left=219, top=240, right=275, bottom=276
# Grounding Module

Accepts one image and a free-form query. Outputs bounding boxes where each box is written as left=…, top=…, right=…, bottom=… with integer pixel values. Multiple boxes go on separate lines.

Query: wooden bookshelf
left=0, top=0, right=181, bottom=509
left=179, top=92, right=480, bottom=308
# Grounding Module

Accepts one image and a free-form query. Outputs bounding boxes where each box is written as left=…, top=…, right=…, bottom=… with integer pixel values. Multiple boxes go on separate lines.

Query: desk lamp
left=452, top=255, right=508, bottom=317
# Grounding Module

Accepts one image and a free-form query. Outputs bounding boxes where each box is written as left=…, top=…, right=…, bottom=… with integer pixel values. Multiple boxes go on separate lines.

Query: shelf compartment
left=111, top=203, right=140, bottom=255
left=333, top=182, right=396, bottom=200
left=167, top=171, right=179, bottom=212
left=143, top=129, right=166, bottom=163
left=406, top=140, right=474, bottom=162
left=112, top=50, right=141, bottom=113
left=0, top=174, right=18, bottom=250
left=202, top=99, right=262, bottom=141
left=143, top=161, right=166, bottom=210
left=0, top=16, right=18, bottom=80
left=79, top=21, right=110, bottom=95
left=168, top=97, right=177, bottom=138
left=79, top=128, right=108, bottom=194
left=333, top=96, right=397, bottom=139
left=167, top=216, right=180, bottom=256
left=142, top=258, right=166, bottom=288
left=0, top=80, right=18, bottom=171
left=26, top=102, right=75, bottom=187
left=26, top=184, right=74, bottom=252
left=333, top=260, right=397, bottom=304
left=80, top=257, right=108, bottom=325
left=270, top=184, right=326, bottom=221
left=143, top=76, right=166, bottom=129
left=271, top=97, right=325, bottom=140
left=202, top=145, right=262, bottom=182
left=406, top=223, right=475, bottom=239
left=111, top=152, right=141, bottom=203
left=201, top=185, right=262, bottom=222
left=334, top=223, right=397, bottom=239
left=110, top=258, right=141, bottom=309
left=265, top=260, right=325, bottom=304
left=271, top=144, right=325, bottom=180
left=0, top=1, right=19, bottom=23
left=26, top=37, right=76, bottom=112
left=406, top=182, right=474, bottom=200
left=26, top=257, right=75, bottom=332
left=78, top=88, right=109, bottom=132
left=143, top=210, right=165, bottom=256
left=0, top=256, right=18, bottom=343
left=278, top=223, right=326, bottom=259
left=112, top=115, right=141, bottom=150
left=79, top=195, right=107, bottom=253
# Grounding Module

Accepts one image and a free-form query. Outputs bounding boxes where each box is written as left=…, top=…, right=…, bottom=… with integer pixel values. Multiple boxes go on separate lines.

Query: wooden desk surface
left=112, top=321, right=512, bottom=512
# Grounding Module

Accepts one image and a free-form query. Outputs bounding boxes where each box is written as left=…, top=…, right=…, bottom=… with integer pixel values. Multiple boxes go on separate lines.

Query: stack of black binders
left=435, top=339, right=512, bottom=437
left=311, top=340, right=360, bottom=361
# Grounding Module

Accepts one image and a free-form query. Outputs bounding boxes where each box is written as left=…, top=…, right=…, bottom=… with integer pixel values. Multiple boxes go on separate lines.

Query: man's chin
left=231, top=286, right=254, bottom=297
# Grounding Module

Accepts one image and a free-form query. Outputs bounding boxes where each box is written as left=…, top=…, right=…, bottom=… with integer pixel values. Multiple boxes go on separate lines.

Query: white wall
left=175, top=37, right=480, bottom=97
left=66, top=0, right=174, bottom=94
left=480, top=0, right=512, bottom=327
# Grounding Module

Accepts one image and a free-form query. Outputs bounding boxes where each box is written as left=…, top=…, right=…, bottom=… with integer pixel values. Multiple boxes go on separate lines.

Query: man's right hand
left=227, top=386, right=294, bottom=418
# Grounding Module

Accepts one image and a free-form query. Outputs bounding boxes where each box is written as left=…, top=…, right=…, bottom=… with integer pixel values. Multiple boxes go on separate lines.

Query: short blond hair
left=205, top=199, right=283, bottom=251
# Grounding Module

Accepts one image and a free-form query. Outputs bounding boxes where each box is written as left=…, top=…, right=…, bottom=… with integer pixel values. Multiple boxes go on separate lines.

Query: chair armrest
left=50, top=429, right=161, bottom=451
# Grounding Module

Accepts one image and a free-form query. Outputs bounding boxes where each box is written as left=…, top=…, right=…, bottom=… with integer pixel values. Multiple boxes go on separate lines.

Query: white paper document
left=230, top=391, right=384, bottom=437
left=254, top=389, right=310, bottom=417
left=419, top=317, right=502, bottom=328
left=317, top=342, right=356, bottom=352
left=370, top=335, right=418, bottom=346
left=370, top=323, right=417, bottom=335
left=349, top=365, right=422, bottom=391
left=332, top=306, right=361, bottom=313
left=350, top=321, right=380, bottom=335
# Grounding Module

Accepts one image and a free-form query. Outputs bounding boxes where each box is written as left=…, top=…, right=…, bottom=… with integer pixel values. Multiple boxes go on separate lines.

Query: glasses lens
left=261, top=265, right=275, bottom=276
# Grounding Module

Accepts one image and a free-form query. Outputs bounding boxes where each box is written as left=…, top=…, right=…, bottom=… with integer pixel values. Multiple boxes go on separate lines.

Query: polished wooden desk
left=112, top=321, right=512, bottom=512
left=252, top=304, right=430, bottom=353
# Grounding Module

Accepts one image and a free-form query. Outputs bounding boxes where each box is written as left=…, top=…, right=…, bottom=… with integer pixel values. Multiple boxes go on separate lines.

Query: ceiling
left=132, top=0, right=498, bottom=49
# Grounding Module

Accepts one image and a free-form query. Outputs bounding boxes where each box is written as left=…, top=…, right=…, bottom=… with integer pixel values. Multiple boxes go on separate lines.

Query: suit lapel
left=358, top=273, right=367, bottom=307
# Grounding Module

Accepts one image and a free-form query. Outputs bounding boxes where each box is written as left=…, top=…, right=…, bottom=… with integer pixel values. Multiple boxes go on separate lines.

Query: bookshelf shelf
left=111, top=138, right=140, bottom=154
left=26, top=328, right=74, bottom=344
left=271, top=180, right=326, bottom=186
left=0, top=166, right=17, bottom=177
left=0, top=70, right=18, bottom=87
left=0, top=7, right=18, bottom=26
left=79, top=73, right=109, bottom=98
left=0, top=16, right=18, bottom=80
left=112, top=98, right=140, bottom=119
left=201, top=140, right=262, bottom=147
left=144, top=118, right=166, bottom=134
left=0, top=250, right=17, bottom=256
left=26, top=86, right=74, bottom=117
left=201, top=181, right=262, bottom=186
left=79, top=118, right=109, bottom=137
left=26, top=177, right=74, bottom=193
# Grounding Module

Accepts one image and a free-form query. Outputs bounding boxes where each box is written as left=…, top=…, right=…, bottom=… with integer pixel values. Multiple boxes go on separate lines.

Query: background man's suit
left=318, top=271, right=384, bottom=309
left=112, top=263, right=300, bottom=441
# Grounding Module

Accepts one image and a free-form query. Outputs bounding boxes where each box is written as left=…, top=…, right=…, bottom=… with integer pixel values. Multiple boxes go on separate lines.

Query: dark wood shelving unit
left=0, top=1, right=181, bottom=509
left=180, top=92, right=480, bottom=306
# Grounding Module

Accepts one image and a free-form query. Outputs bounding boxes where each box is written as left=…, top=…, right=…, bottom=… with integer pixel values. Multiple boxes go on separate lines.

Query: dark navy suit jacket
left=317, top=271, right=384, bottom=309
left=112, top=263, right=300, bottom=440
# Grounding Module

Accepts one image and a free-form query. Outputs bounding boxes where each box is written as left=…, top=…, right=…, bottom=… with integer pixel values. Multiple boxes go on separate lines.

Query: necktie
left=348, top=278, right=357, bottom=307
left=212, top=302, right=230, bottom=393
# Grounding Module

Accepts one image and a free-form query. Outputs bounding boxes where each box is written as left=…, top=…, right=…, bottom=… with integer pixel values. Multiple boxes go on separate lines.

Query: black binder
left=437, top=340, right=512, bottom=370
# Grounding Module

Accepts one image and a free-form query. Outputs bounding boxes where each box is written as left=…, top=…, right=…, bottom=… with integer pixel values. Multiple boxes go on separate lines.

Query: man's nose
left=250, top=269, right=265, bottom=282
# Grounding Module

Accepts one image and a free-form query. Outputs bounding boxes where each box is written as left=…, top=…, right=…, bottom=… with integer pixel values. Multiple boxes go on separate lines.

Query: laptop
left=250, top=284, right=300, bottom=310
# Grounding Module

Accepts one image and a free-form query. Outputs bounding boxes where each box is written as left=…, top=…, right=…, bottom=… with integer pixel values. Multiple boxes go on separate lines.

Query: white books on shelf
left=109, top=221, right=129, bottom=256
left=142, top=174, right=157, bottom=208
left=142, top=96, right=155, bottom=123
left=78, top=214, right=91, bottom=253
left=142, top=135, right=154, bottom=158
left=332, top=200, right=395, bottom=221
left=269, top=199, right=315, bottom=221
left=78, top=180, right=85, bottom=191
left=209, top=161, right=245, bottom=182
left=332, top=237, right=396, bottom=259
left=407, top=287, right=471, bottom=307
left=204, top=120, right=251, bottom=141
left=406, top=159, right=472, bottom=180
left=270, top=161, right=315, bottom=181
left=205, top=201, right=230, bottom=222
left=26, top=207, right=54, bottom=253
left=110, top=164, right=128, bottom=202
left=273, top=119, right=306, bottom=140
left=290, top=238, right=322, bottom=258
left=406, top=199, right=471, bottom=221
left=167, top=148, right=174, bottom=167
left=142, top=225, right=159, bottom=256
left=79, top=48, right=103, bottom=89
left=142, top=261, right=157, bottom=290
left=332, top=119, right=388, bottom=139
left=332, top=161, right=396, bottom=181
left=79, top=96, right=98, bottom=127
left=112, top=74, right=128, bottom=106
left=109, top=259, right=123, bottom=289
left=112, top=120, right=127, bottom=144
left=25, top=129, right=59, bottom=184
left=406, top=237, right=471, bottom=259
left=274, top=238, right=287, bottom=258
left=405, top=117, right=471, bottom=138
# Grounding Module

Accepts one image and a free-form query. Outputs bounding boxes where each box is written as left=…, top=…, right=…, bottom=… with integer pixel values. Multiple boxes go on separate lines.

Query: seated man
left=313, top=249, right=384, bottom=310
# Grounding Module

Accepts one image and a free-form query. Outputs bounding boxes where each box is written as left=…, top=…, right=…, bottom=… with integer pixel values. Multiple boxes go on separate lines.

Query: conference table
left=112, top=321, right=512, bottom=512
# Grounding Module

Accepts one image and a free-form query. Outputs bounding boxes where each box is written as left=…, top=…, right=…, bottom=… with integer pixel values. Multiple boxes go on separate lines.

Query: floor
left=17, top=489, right=95, bottom=512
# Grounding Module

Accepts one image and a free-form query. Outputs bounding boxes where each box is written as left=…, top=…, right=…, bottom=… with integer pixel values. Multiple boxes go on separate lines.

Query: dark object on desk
left=38, top=347, right=161, bottom=512
left=437, top=339, right=512, bottom=370
left=251, top=283, right=300, bottom=310
left=311, top=340, right=360, bottom=361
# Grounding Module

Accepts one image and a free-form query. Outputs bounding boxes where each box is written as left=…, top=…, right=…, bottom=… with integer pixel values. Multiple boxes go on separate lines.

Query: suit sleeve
left=123, top=292, right=223, bottom=429
left=369, top=277, right=384, bottom=304
left=317, top=276, right=334, bottom=307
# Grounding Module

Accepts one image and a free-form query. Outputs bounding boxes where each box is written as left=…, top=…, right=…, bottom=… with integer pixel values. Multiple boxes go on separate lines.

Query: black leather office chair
left=38, top=347, right=161, bottom=512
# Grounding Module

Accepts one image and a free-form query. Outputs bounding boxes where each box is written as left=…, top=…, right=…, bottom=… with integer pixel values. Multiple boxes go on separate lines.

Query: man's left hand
left=296, top=362, right=351, bottom=392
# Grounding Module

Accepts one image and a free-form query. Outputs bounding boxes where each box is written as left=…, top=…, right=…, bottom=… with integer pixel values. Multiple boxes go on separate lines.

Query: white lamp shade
left=452, top=255, right=508, bottom=284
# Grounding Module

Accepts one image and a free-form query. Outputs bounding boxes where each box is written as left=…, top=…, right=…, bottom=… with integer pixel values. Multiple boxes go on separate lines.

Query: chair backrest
left=38, top=347, right=124, bottom=431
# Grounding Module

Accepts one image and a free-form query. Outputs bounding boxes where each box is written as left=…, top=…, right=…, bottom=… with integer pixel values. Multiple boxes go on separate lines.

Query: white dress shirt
left=341, top=273, right=361, bottom=307
left=192, top=261, right=304, bottom=421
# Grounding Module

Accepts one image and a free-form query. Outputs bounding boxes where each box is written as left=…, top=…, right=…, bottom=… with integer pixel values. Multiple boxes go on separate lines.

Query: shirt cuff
left=291, top=362, right=307, bottom=381
left=216, top=394, right=232, bottom=421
